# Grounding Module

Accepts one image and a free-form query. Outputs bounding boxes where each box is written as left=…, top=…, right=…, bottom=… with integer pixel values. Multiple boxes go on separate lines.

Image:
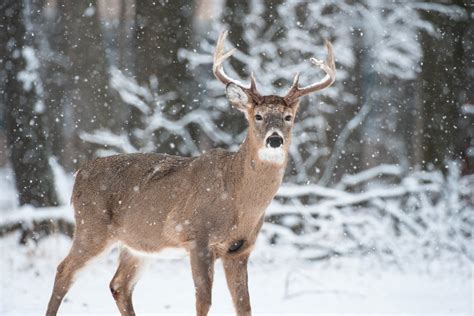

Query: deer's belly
left=116, top=189, right=266, bottom=256
left=122, top=243, right=189, bottom=259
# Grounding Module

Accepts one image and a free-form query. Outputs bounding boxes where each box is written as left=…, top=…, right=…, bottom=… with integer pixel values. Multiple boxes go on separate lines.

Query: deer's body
left=73, top=139, right=284, bottom=256
left=46, top=31, right=335, bottom=316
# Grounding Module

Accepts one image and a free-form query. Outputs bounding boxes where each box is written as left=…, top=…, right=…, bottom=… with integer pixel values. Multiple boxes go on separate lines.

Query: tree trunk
left=419, top=0, right=469, bottom=170
left=135, top=0, right=196, bottom=99
left=41, top=0, right=68, bottom=166
left=135, top=0, right=197, bottom=154
left=60, top=0, right=117, bottom=168
left=1, top=0, right=58, bottom=207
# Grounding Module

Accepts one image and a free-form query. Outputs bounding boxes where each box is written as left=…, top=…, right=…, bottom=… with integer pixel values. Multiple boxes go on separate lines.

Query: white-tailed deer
left=46, top=31, right=335, bottom=316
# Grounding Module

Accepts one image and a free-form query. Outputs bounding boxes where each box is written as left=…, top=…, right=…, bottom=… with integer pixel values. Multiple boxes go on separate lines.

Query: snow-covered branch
left=264, top=163, right=474, bottom=265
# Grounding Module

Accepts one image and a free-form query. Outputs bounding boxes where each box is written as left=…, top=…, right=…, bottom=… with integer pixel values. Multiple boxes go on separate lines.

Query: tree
left=40, top=0, right=68, bottom=166
left=419, top=0, right=471, bottom=171
left=59, top=0, right=122, bottom=168
left=0, top=0, right=58, bottom=207
left=135, top=0, right=198, bottom=154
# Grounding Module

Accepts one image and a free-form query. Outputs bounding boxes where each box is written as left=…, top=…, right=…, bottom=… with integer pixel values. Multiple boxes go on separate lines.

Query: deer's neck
left=231, top=135, right=287, bottom=208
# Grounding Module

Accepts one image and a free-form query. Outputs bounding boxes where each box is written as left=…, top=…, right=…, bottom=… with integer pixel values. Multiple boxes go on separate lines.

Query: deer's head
left=213, top=31, right=336, bottom=165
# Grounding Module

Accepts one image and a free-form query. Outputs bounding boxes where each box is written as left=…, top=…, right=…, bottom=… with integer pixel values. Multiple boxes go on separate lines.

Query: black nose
left=266, top=132, right=283, bottom=148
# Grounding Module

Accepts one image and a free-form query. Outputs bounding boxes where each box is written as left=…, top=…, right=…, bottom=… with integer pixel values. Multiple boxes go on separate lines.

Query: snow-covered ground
left=1, top=166, right=473, bottom=315
left=1, top=232, right=472, bottom=316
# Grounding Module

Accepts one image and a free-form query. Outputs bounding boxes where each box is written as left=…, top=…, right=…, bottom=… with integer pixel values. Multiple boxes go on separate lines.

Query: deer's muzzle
left=266, top=132, right=284, bottom=148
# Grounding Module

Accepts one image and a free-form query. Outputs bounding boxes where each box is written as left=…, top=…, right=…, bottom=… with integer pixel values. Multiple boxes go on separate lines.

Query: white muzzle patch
left=258, top=130, right=286, bottom=165
left=258, top=147, right=286, bottom=164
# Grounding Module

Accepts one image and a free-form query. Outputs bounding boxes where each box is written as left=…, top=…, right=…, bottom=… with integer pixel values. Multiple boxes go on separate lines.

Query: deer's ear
left=226, top=83, right=250, bottom=112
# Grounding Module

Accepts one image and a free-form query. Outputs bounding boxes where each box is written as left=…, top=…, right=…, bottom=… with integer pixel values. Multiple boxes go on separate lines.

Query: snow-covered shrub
left=81, top=67, right=235, bottom=156
left=262, top=161, right=473, bottom=266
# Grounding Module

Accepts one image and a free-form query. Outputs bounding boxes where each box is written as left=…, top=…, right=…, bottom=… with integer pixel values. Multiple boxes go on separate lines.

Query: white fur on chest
left=257, top=147, right=286, bottom=165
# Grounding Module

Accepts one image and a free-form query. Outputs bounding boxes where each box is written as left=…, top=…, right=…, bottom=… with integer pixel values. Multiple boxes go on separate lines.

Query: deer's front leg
left=222, top=254, right=251, bottom=316
left=190, top=242, right=216, bottom=316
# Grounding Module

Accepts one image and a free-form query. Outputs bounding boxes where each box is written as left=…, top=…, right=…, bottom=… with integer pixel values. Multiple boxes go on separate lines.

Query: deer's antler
left=213, top=31, right=261, bottom=100
left=283, top=39, right=336, bottom=104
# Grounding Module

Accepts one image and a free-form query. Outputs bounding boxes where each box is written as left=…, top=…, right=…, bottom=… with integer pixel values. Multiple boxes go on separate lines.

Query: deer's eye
left=285, top=115, right=292, bottom=122
left=255, top=114, right=263, bottom=121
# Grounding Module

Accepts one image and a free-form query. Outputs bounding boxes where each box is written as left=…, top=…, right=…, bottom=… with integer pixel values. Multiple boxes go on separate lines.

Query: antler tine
left=285, top=72, right=300, bottom=99
left=284, top=39, right=336, bottom=103
left=213, top=31, right=246, bottom=88
left=250, top=72, right=258, bottom=94
left=291, top=72, right=300, bottom=87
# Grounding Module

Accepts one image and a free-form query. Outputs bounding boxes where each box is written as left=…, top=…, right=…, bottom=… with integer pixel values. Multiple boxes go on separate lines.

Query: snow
left=1, top=233, right=472, bottom=316
left=109, top=67, right=152, bottom=115
left=0, top=168, right=17, bottom=211
left=1, top=163, right=471, bottom=314
left=17, top=46, right=45, bottom=114
left=17, top=47, right=40, bottom=92
left=1, top=158, right=471, bottom=269
left=0, top=205, right=74, bottom=228
left=0, top=162, right=472, bottom=314
left=1, top=2, right=472, bottom=313
left=79, top=129, right=138, bottom=154
left=277, top=183, right=352, bottom=199
left=461, top=104, right=474, bottom=115
left=337, top=164, right=402, bottom=188
left=83, top=6, right=96, bottom=18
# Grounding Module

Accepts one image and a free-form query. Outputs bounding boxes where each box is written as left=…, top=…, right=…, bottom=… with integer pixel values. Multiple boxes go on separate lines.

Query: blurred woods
left=0, top=0, right=472, bottom=264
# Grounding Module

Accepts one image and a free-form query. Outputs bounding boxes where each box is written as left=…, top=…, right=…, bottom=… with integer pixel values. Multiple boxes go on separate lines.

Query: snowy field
left=1, top=232, right=472, bottom=316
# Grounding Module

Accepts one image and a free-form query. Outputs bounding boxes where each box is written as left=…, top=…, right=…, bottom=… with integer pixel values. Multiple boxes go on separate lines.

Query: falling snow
left=0, top=0, right=473, bottom=315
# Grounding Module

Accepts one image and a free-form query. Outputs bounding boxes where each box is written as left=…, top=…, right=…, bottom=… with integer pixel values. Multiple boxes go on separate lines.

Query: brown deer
left=46, top=31, right=335, bottom=316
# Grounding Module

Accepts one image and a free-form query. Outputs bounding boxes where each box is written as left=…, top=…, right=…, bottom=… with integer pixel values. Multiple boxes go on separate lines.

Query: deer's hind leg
left=110, top=248, right=148, bottom=316
left=46, top=226, right=112, bottom=316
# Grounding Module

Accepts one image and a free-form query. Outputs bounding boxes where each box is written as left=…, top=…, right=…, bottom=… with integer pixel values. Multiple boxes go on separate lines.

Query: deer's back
left=71, top=153, right=194, bottom=224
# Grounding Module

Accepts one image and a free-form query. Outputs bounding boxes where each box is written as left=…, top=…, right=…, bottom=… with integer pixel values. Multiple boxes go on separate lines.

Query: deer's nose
left=266, top=132, right=283, bottom=148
